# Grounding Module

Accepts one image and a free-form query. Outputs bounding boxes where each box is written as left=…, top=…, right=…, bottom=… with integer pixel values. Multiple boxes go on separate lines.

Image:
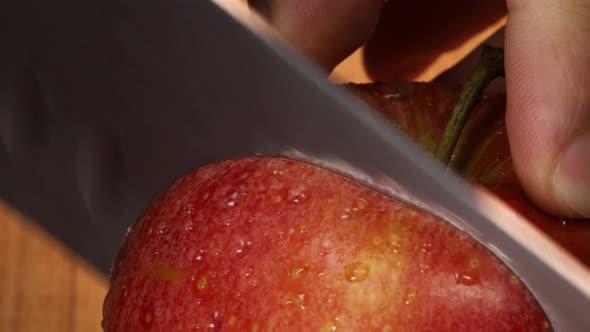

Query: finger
left=505, top=0, right=590, bottom=217
left=250, top=1, right=508, bottom=81
left=248, top=0, right=384, bottom=71
left=363, top=0, right=507, bottom=81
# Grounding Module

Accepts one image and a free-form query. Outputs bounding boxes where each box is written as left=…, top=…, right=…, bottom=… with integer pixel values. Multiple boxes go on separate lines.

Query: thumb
left=505, top=0, right=590, bottom=217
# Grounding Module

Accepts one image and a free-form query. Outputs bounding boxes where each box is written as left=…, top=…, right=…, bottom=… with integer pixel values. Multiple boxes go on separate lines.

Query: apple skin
left=350, top=81, right=590, bottom=266
left=102, top=157, right=550, bottom=331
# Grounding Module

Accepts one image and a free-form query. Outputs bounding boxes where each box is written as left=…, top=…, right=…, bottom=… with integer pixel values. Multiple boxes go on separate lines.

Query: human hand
left=249, top=0, right=590, bottom=218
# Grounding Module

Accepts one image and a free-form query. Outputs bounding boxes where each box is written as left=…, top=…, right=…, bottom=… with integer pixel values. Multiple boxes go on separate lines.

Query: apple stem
left=434, top=45, right=505, bottom=165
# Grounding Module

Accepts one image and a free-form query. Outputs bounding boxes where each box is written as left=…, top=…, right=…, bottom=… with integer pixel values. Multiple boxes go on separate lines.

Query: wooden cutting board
left=0, top=201, right=107, bottom=332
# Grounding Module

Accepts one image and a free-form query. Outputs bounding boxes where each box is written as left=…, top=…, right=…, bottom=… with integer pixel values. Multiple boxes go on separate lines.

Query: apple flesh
left=102, top=157, right=550, bottom=331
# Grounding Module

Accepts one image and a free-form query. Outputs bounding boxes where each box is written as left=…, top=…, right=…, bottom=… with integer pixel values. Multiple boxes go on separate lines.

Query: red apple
left=102, top=157, right=550, bottom=331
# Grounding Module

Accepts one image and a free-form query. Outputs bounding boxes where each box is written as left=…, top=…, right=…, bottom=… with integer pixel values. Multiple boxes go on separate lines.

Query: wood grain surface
left=0, top=201, right=108, bottom=332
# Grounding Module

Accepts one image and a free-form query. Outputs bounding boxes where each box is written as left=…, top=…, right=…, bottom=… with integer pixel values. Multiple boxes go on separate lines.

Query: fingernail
left=554, top=133, right=590, bottom=218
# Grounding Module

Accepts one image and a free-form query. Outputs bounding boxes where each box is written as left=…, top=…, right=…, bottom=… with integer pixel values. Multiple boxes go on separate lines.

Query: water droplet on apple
left=327, top=295, right=335, bottom=303
left=227, top=315, right=237, bottom=326
left=197, top=276, right=207, bottom=291
left=321, top=321, right=337, bottom=331
left=185, top=222, right=196, bottom=232
left=290, top=267, right=305, bottom=278
left=353, top=198, right=368, bottom=210
left=418, top=263, right=430, bottom=273
left=421, top=242, right=433, bottom=252
left=241, top=268, right=253, bottom=277
left=182, top=204, right=194, bottom=216
left=343, top=261, right=370, bottom=283
left=454, top=269, right=480, bottom=286
left=156, top=223, right=167, bottom=234
left=282, top=293, right=306, bottom=310
left=141, top=308, right=155, bottom=328
left=389, top=234, right=402, bottom=254
left=403, top=289, right=417, bottom=304
left=290, top=193, right=305, bottom=203
left=289, top=190, right=308, bottom=204
left=340, top=213, right=350, bottom=220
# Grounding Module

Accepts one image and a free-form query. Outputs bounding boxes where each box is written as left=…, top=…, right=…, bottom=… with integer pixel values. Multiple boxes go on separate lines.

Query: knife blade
left=1, top=0, right=589, bottom=330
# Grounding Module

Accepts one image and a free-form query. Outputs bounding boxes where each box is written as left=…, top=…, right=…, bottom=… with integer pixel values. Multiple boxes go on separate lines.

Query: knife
left=1, top=0, right=589, bottom=330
